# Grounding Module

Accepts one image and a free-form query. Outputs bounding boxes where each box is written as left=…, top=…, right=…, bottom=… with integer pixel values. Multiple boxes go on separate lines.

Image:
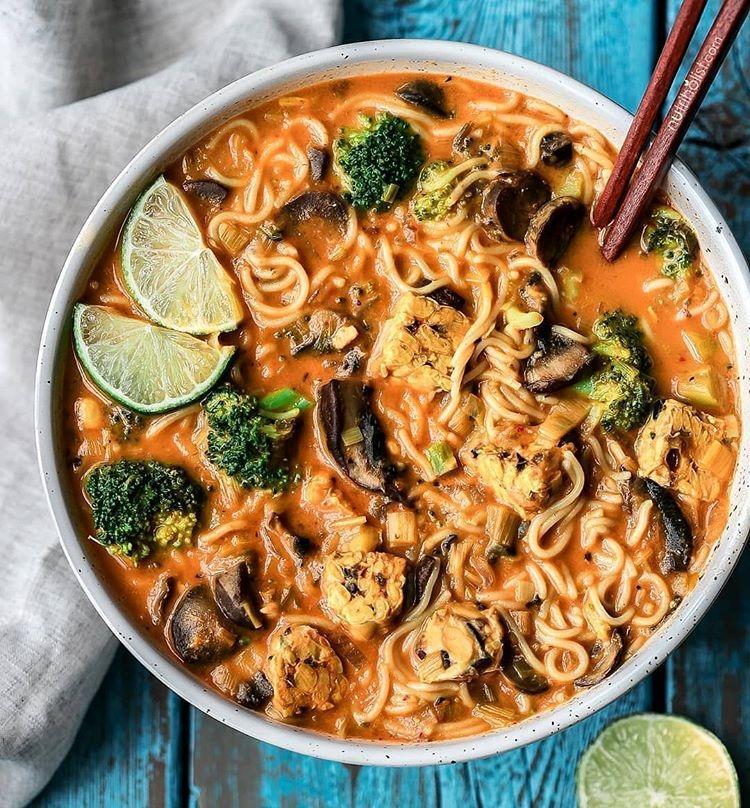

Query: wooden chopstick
left=591, top=0, right=708, bottom=228
left=600, top=0, right=750, bottom=263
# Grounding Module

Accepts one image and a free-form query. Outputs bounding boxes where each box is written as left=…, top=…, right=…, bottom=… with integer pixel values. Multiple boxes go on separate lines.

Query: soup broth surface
left=64, top=72, right=739, bottom=742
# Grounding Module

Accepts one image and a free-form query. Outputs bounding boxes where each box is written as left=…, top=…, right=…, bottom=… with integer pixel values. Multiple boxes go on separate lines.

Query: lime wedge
left=73, top=304, right=234, bottom=413
left=577, top=714, right=739, bottom=808
left=121, top=175, right=243, bottom=334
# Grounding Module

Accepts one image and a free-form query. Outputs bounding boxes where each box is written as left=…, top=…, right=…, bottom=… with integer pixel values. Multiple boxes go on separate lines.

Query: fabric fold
left=0, top=2, right=341, bottom=804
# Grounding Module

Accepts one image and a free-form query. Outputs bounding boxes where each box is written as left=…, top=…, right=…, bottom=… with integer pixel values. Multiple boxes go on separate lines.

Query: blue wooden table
left=32, top=2, right=750, bottom=805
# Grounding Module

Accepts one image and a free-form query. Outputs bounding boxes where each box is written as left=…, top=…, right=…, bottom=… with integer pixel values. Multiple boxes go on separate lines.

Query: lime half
left=121, top=176, right=243, bottom=334
left=73, top=304, right=234, bottom=413
left=577, top=714, right=739, bottom=808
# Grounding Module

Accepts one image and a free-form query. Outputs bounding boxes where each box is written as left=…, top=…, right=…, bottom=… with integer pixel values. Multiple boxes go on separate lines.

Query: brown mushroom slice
left=395, top=79, right=450, bottom=118
left=307, top=146, right=329, bottom=182
left=403, top=555, right=441, bottom=619
left=642, top=478, right=693, bottom=574
left=481, top=171, right=551, bottom=242
left=262, top=510, right=312, bottom=566
left=182, top=179, right=229, bottom=206
left=518, top=272, right=550, bottom=315
left=168, top=585, right=237, bottom=664
left=575, top=629, right=624, bottom=687
left=281, top=190, right=348, bottom=233
left=211, top=558, right=263, bottom=629
left=236, top=671, right=274, bottom=709
left=427, top=286, right=466, bottom=311
left=523, top=331, right=593, bottom=393
left=147, top=573, right=174, bottom=625
left=539, top=131, right=573, bottom=167
left=525, top=196, right=585, bottom=267
left=500, top=615, right=549, bottom=694
left=287, top=310, right=357, bottom=356
left=317, top=379, right=398, bottom=497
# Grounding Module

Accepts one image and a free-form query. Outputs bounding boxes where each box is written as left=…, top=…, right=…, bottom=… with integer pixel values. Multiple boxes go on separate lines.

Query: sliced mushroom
left=642, top=478, right=693, bottom=573
left=182, top=179, right=229, bottom=206
left=211, top=558, right=263, bottom=629
left=307, top=146, right=329, bottom=182
left=518, top=272, right=550, bottom=315
left=539, top=131, right=573, bottom=167
left=329, top=633, right=367, bottom=668
left=481, top=171, right=551, bottom=242
left=452, top=122, right=474, bottom=156
left=395, top=79, right=450, bottom=118
left=317, top=379, right=398, bottom=497
left=575, top=629, right=623, bottom=687
left=146, top=573, right=174, bottom=625
left=262, top=510, right=312, bottom=566
left=281, top=190, right=348, bottom=232
left=287, top=310, right=357, bottom=355
left=501, top=616, right=549, bottom=694
left=339, top=346, right=365, bottom=377
left=427, top=286, right=466, bottom=311
left=236, top=671, right=274, bottom=709
left=168, top=585, right=236, bottom=664
left=403, top=555, right=441, bottom=618
left=523, top=331, right=593, bottom=393
left=525, top=196, right=585, bottom=267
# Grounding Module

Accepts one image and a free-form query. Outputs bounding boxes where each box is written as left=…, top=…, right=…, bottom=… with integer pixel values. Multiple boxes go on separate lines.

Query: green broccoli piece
left=572, top=308, right=654, bottom=432
left=333, top=112, right=424, bottom=211
left=591, top=310, right=651, bottom=372
left=85, top=459, right=202, bottom=562
left=411, top=160, right=458, bottom=221
left=641, top=205, right=698, bottom=279
left=204, top=385, right=299, bottom=493
left=573, top=361, right=653, bottom=432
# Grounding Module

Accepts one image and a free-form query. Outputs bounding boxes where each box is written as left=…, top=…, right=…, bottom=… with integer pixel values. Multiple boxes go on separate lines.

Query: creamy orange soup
left=63, top=73, right=739, bottom=742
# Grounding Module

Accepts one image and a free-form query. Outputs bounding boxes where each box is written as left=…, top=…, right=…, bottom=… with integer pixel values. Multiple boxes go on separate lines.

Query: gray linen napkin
left=0, top=2, right=341, bottom=804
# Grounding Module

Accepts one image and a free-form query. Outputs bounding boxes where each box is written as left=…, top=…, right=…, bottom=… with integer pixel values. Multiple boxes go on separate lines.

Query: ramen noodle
left=63, top=73, right=739, bottom=742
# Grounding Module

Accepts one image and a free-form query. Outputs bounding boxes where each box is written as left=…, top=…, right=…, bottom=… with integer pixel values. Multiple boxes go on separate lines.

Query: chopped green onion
left=259, top=387, right=311, bottom=413
left=425, top=441, right=457, bottom=477
left=382, top=182, right=399, bottom=203
left=342, top=425, right=364, bottom=446
left=259, top=407, right=300, bottom=421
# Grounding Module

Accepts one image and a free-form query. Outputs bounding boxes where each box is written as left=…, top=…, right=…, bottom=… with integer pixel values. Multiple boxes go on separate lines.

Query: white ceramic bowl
left=35, top=40, right=750, bottom=767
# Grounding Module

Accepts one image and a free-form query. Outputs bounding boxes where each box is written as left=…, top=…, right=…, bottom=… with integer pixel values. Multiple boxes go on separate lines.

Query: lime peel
left=121, top=175, right=243, bottom=334
left=73, top=304, right=234, bottom=414
left=577, top=713, right=739, bottom=808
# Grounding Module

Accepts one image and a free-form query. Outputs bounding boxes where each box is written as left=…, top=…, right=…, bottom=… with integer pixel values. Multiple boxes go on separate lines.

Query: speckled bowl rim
left=35, top=39, right=750, bottom=767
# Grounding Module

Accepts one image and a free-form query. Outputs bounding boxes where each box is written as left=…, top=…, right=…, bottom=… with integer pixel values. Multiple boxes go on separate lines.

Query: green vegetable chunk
left=333, top=112, right=424, bottom=211
left=412, top=160, right=457, bottom=221
left=642, top=204, right=698, bottom=279
left=425, top=441, right=457, bottom=477
left=573, top=309, right=653, bottom=432
left=86, top=459, right=202, bottom=562
left=591, top=309, right=651, bottom=372
left=204, top=385, right=302, bottom=492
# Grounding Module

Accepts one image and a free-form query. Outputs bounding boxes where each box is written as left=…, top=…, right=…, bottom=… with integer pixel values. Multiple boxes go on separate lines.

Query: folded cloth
left=0, top=2, right=341, bottom=804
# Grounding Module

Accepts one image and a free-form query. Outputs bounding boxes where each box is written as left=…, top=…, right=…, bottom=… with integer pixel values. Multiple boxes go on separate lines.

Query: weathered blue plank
left=189, top=2, right=657, bottom=806
left=31, top=648, right=185, bottom=808
left=663, top=1, right=750, bottom=800
left=343, top=0, right=656, bottom=112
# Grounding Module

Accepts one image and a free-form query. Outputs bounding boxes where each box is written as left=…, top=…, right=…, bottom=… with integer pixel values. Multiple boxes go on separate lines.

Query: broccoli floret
left=572, top=309, right=654, bottom=432
left=204, top=385, right=298, bottom=492
left=573, top=361, right=653, bottom=432
left=591, top=310, right=651, bottom=372
left=333, top=112, right=424, bottom=211
left=85, top=459, right=201, bottom=562
left=411, top=160, right=457, bottom=221
left=641, top=205, right=698, bottom=279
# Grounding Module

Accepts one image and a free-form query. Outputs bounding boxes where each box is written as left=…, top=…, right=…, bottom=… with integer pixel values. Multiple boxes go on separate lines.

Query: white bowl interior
left=35, top=40, right=750, bottom=767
